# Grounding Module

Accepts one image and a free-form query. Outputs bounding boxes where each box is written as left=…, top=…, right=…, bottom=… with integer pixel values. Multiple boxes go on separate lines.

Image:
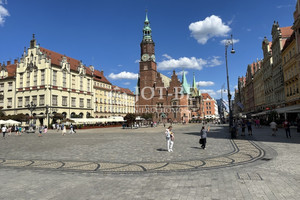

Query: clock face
left=151, top=55, right=156, bottom=62
left=142, top=54, right=149, bottom=61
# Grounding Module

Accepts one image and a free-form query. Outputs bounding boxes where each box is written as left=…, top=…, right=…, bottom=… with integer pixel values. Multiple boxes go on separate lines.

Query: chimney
left=14, top=59, right=18, bottom=64
left=7, top=61, right=11, bottom=65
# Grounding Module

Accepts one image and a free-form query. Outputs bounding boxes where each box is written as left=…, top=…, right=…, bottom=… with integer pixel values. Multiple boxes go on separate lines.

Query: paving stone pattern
left=0, top=124, right=300, bottom=199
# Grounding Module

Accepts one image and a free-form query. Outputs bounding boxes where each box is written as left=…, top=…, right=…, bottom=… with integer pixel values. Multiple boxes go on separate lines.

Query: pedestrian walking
left=56, top=123, right=60, bottom=132
left=62, top=124, right=66, bottom=136
left=247, top=120, right=252, bottom=136
left=270, top=121, right=277, bottom=136
left=69, top=123, right=74, bottom=134
left=38, top=125, right=43, bottom=137
left=165, top=126, right=174, bottom=152
left=241, top=121, right=246, bottom=136
left=283, top=120, right=291, bottom=138
left=44, top=126, right=48, bottom=134
left=199, top=126, right=209, bottom=149
left=2, top=125, right=7, bottom=138
left=18, top=126, right=22, bottom=136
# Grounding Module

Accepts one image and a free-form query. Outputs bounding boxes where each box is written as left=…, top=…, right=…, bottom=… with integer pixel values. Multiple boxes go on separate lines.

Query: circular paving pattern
left=0, top=139, right=264, bottom=173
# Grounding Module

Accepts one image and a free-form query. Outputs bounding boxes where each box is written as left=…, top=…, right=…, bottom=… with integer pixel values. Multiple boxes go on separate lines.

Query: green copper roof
left=145, top=12, right=149, bottom=22
left=143, top=11, right=152, bottom=41
left=192, top=72, right=197, bottom=89
left=181, top=70, right=190, bottom=94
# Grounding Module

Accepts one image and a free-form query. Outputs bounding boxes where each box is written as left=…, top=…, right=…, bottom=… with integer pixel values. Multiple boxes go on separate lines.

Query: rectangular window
left=80, top=98, right=84, bottom=107
left=95, top=105, right=97, bottom=112
left=100, top=106, right=102, bottom=112
left=63, top=71, right=67, bottom=88
left=80, top=76, right=83, bottom=91
left=32, top=96, right=37, bottom=105
left=53, top=70, right=57, bottom=86
left=62, top=96, right=67, bottom=106
left=0, top=83, right=3, bottom=92
left=72, top=97, right=76, bottom=107
left=8, top=82, right=13, bottom=91
left=52, top=95, right=58, bottom=106
left=41, top=70, right=45, bottom=85
left=25, top=96, right=30, bottom=106
left=18, top=97, right=23, bottom=107
left=87, top=99, right=91, bottom=108
left=19, top=73, right=23, bottom=88
left=34, top=70, right=37, bottom=86
left=27, top=72, right=30, bottom=87
left=72, top=75, right=76, bottom=89
left=39, top=95, right=45, bottom=106
left=7, top=98, right=12, bottom=108
left=87, top=79, right=90, bottom=91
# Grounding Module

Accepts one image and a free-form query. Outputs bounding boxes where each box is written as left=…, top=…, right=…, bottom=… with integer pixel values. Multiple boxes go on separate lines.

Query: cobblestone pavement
left=0, top=124, right=300, bottom=199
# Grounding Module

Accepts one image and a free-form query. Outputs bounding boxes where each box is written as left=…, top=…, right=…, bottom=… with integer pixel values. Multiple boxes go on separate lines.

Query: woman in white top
left=165, top=126, right=174, bottom=152
left=270, top=121, right=277, bottom=136
left=200, top=126, right=209, bottom=149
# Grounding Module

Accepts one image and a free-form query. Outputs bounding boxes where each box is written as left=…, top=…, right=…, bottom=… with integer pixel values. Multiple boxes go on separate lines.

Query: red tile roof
left=282, top=31, right=295, bottom=52
left=93, top=69, right=111, bottom=85
left=280, top=26, right=293, bottom=38
left=112, top=85, right=134, bottom=95
left=39, top=47, right=92, bottom=76
left=201, top=93, right=212, bottom=100
left=5, top=64, right=17, bottom=78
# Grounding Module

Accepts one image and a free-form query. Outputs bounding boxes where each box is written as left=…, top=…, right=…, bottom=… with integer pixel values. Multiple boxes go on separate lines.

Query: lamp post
left=26, top=101, right=36, bottom=132
left=45, top=105, right=49, bottom=127
left=225, top=34, right=235, bottom=129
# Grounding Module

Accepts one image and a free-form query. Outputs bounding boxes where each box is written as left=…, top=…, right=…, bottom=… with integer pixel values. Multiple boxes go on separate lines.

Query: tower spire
left=181, top=70, right=190, bottom=94
left=143, top=10, right=152, bottom=41
left=192, top=72, right=197, bottom=89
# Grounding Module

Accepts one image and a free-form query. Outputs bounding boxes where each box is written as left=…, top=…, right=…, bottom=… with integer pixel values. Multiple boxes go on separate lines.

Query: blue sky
left=0, top=0, right=296, bottom=99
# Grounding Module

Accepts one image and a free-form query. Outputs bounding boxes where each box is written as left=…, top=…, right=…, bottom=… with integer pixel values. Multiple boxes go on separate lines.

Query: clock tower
left=138, top=12, right=157, bottom=100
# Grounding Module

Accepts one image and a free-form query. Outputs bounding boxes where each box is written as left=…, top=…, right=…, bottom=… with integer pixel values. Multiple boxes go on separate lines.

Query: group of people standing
left=270, top=119, right=292, bottom=138
left=53, top=123, right=76, bottom=136
left=1, top=125, right=24, bottom=138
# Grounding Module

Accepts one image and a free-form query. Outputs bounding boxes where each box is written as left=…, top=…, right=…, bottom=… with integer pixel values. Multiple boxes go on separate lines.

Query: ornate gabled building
left=1, top=35, right=135, bottom=126
left=271, top=22, right=293, bottom=107
left=0, top=61, right=17, bottom=112
left=252, top=60, right=265, bottom=112
left=262, top=36, right=273, bottom=109
left=13, top=35, right=94, bottom=125
left=136, top=13, right=203, bottom=123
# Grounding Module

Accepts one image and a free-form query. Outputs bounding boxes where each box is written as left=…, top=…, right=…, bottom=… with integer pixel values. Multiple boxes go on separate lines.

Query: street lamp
left=26, top=101, right=36, bottom=132
left=225, top=34, right=235, bottom=129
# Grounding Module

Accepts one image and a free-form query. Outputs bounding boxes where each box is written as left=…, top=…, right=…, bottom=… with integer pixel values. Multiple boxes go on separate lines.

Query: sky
left=0, top=0, right=297, bottom=99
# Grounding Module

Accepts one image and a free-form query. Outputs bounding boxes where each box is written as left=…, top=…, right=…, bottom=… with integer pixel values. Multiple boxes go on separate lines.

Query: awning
left=275, top=105, right=300, bottom=114
left=251, top=111, right=268, bottom=117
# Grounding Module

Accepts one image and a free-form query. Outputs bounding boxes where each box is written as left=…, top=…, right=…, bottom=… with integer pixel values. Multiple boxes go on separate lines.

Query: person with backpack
left=199, top=126, right=209, bottom=149
left=283, top=120, right=291, bottom=138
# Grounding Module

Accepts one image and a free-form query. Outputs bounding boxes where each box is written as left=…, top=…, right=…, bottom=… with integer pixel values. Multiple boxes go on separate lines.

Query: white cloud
left=157, top=55, right=222, bottom=71
left=196, top=81, right=215, bottom=87
left=123, top=82, right=131, bottom=86
left=0, top=3, right=9, bottom=26
left=134, top=59, right=140, bottom=63
left=162, top=54, right=173, bottom=60
left=189, top=15, right=231, bottom=44
left=208, top=56, right=222, bottom=67
left=176, top=71, right=188, bottom=76
left=117, top=64, right=123, bottom=67
left=246, top=28, right=252, bottom=32
left=220, top=38, right=240, bottom=45
left=108, top=71, right=138, bottom=80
